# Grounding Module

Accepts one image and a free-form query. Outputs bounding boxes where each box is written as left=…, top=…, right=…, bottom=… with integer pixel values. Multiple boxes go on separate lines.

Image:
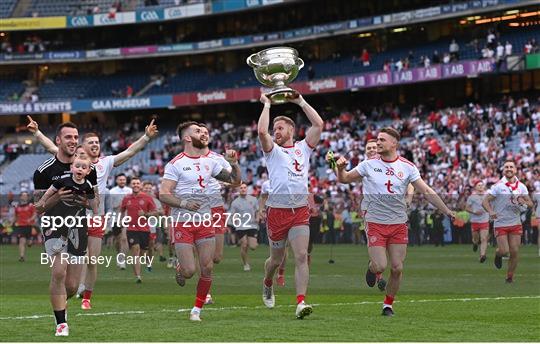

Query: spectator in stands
left=449, top=39, right=460, bottom=61
left=442, top=53, right=451, bottom=64
left=432, top=50, right=440, bottom=64
left=486, top=29, right=497, bottom=50
left=126, top=85, right=133, bottom=98
left=505, top=41, right=513, bottom=57
left=361, top=48, right=370, bottom=67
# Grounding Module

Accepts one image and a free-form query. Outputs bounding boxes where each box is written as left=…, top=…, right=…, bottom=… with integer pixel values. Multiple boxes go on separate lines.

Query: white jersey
left=261, top=180, right=272, bottom=195
left=535, top=192, right=540, bottom=218
left=163, top=152, right=224, bottom=223
left=204, top=150, right=232, bottom=208
left=109, top=185, right=133, bottom=213
left=487, top=177, right=529, bottom=228
left=93, top=155, right=115, bottom=214
left=229, top=195, right=259, bottom=230
left=466, top=194, right=489, bottom=223
left=354, top=156, right=420, bottom=224
left=264, top=140, right=313, bottom=208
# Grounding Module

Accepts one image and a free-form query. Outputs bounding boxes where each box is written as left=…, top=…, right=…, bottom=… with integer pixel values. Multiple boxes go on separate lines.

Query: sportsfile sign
left=0, top=101, right=72, bottom=114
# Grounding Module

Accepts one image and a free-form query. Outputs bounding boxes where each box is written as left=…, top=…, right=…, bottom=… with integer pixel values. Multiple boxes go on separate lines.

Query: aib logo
left=293, top=159, right=303, bottom=172
left=198, top=175, right=205, bottom=188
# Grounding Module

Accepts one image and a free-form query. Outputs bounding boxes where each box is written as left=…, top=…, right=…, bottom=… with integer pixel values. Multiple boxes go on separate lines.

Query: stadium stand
left=23, top=0, right=116, bottom=17
left=0, top=0, right=17, bottom=18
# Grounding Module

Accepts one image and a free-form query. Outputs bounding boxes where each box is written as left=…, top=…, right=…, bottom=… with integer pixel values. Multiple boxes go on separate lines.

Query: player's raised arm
left=326, top=153, right=362, bottom=184
left=214, top=149, right=241, bottom=185
left=113, top=119, right=158, bottom=167
left=27, top=115, right=59, bottom=155
left=158, top=178, right=200, bottom=211
left=286, top=92, right=323, bottom=148
left=411, top=178, right=455, bottom=220
left=257, top=94, right=274, bottom=153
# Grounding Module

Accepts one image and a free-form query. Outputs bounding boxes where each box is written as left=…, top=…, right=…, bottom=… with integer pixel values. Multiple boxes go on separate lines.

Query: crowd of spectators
left=2, top=95, right=538, bottom=246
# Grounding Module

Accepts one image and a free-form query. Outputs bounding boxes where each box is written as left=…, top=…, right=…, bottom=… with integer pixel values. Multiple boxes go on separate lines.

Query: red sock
left=376, top=272, right=382, bottom=280
left=384, top=294, right=394, bottom=306
left=82, top=290, right=92, bottom=300
left=507, top=272, right=514, bottom=279
left=264, top=278, right=273, bottom=287
left=296, top=294, right=305, bottom=304
left=278, top=268, right=285, bottom=276
left=194, top=277, right=212, bottom=308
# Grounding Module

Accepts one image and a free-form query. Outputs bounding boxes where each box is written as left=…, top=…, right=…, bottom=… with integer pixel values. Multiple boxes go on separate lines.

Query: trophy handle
left=246, top=54, right=260, bottom=68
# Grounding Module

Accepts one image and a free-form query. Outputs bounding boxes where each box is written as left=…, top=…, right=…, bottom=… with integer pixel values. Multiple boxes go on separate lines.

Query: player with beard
left=258, top=91, right=324, bottom=319
left=13, top=191, right=36, bottom=262
left=197, top=123, right=240, bottom=305
left=482, top=160, right=533, bottom=282
left=32, top=122, right=98, bottom=336
left=159, top=121, right=241, bottom=321
left=466, top=181, right=490, bottom=262
left=328, top=127, right=455, bottom=316
left=27, top=116, right=158, bottom=309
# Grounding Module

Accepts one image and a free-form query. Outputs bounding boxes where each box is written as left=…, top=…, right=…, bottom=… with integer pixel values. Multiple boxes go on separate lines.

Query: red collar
left=505, top=180, right=519, bottom=191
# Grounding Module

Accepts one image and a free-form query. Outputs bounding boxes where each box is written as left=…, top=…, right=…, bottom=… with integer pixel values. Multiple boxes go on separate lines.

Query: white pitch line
left=1, top=295, right=538, bottom=320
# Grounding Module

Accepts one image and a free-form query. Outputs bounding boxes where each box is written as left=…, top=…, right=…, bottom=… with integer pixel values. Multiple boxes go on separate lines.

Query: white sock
left=191, top=306, right=201, bottom=314
left=383, top=303, right=393, bottom=309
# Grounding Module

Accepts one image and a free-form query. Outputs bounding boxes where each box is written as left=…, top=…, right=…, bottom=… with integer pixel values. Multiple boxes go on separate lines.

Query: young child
left=36, top=156, right=98, bottom=254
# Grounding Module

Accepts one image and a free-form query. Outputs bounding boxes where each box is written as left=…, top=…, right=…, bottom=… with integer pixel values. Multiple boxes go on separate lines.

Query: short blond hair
left=273, top=116, right=295, bottom=129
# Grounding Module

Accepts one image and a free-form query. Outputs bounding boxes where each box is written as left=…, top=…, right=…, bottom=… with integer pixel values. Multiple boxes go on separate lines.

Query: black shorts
left=157, top=227, right=168, bottom=244
left=127, top=231, right=150, bottom=250
left=14, top=226, right=32, bottom=239
left=236, top=228, right=258, bottom=239
left=43, top=226, right=88, bottom=257
left=112, top=224, right=123, bottom=236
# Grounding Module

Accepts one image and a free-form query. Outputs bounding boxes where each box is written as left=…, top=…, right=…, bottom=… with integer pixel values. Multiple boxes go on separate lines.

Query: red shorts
left=88, top=215, right=106, bottom=239
left=266, top=206, right=310, bottom=242
left=366, top=222, right=408, bottom=247
left=211, top=206, right=227, bottom=235
left=172, top=222, right=215, bottom=245
left=495, top=225, right=522, bottom=237
left=471, top=222, right=489, bottom=232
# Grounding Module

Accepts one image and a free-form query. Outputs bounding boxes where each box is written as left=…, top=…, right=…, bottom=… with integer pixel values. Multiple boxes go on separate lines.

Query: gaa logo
left=141, top=11, right=160, bottom=21
left=129, top=238, right=134, bottom=243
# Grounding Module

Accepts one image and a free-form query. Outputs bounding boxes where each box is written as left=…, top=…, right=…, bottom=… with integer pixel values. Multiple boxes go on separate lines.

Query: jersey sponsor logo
left=293, top=159, right=303, bottom=172
left=385, top=180, right=395, bottom=194
left=198, top=175, right=206, bottom=188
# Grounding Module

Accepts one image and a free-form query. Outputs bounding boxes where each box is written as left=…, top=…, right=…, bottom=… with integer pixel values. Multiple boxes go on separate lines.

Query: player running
left=329, top=127, right=455, bottom=316
left=27, top=116, right=158, bottom=309
left=120, top=177, right=158, bottom=283
left=229, top=182, right=259, bottom=271
left=33, top=122, right=99, bottom=336
left=482, top=160, right=533, bottom=283
left=465, top=181, right=490, bottom=262
left=197, top=123, right=239, bottom=305
left=159, top=121, right=241, bottom=321
left=13, top=191, right=36, bottom=262
left=258, top=91, right=324, bottom=319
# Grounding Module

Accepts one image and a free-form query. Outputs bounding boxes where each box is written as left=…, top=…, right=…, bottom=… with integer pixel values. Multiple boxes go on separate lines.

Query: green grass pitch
left=1, top=244, right=539, bottom=341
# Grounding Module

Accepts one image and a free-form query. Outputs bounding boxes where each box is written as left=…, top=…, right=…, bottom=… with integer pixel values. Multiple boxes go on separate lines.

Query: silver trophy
left=246, top=47, right=304, bottom=104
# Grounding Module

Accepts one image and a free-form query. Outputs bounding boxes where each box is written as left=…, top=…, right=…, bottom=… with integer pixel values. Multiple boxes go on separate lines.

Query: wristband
left=179, top=200, right=187, bottom=208
left=33, top=130, right=39, bottom=137
left=143, top=134, right=150, bottom=142
left=298, top=100, right=307, bottom=108
left=264, top=103, right=271, bottom=109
